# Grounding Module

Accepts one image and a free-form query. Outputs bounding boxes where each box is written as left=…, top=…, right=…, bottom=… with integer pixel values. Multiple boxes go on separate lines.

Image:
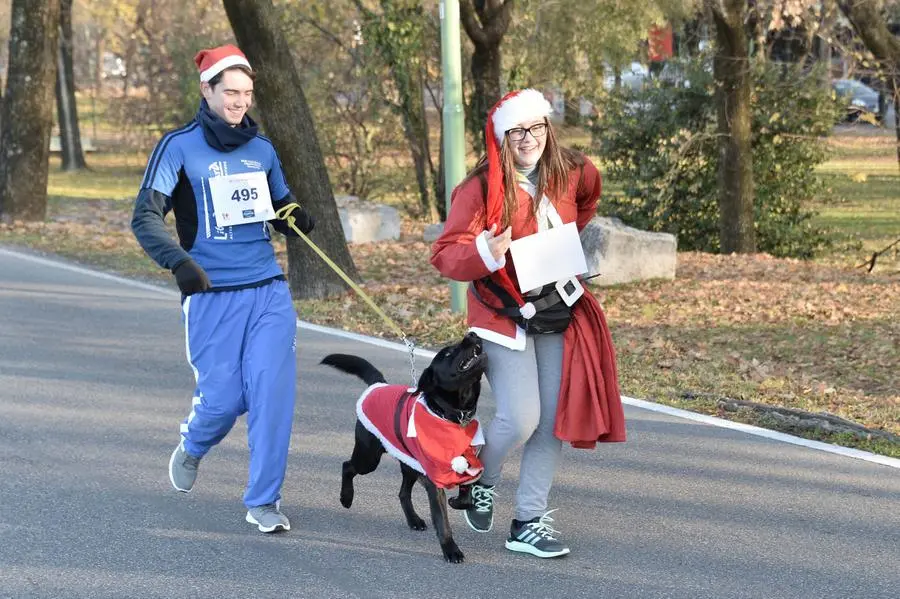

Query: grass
left=48, top=154, right=147, bottom=201
left=812, top=130, right=900, bottom=272
left=1, top=129, right=898, bottom=459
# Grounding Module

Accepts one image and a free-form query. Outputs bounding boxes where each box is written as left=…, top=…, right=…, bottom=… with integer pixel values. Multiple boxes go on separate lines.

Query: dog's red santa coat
left=356, top=383, right=484, bottom=489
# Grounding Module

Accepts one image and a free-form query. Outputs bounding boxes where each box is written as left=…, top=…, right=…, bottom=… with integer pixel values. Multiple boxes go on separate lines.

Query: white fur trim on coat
left=476, top=230, right=506, bottom=272
left=467, top=325, right=526, bottom=351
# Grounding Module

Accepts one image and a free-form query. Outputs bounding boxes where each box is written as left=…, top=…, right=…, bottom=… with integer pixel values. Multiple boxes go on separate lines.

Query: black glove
left=172, top=259, right=211, bottom=296
left=294, top=206, right=316, bottom=234
left=271, top=205, right=315, bottom=237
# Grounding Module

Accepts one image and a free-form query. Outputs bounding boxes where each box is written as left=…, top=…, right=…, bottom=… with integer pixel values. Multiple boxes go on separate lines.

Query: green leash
left=275, top=203, right=418, bottom=386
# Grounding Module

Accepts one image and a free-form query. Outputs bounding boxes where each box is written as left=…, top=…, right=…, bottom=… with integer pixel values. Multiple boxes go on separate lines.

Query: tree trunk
left=56, top=0, right=86, bottom=171
left=468, top=42, right=503, bottom=152
left=424, top=80, right=444, bottom=218
left=417, top=70, right=440, bottom=222
left=837, top=0, right=900, bottom=174
left=0, top=0, right=61, bottom=222
left=223, top=0, right=359, bottom=299
left=708, top=0, right=756, bottom=253
left=435, top=121, right=446, bottom=221
left=403, top=95, right=439, bottom=221
left=94, top=34, right=104, bottom=94
left=460, top=0, right=513, bottom=155
left=895, top=91, right=900, bottom=168
left=364, top=1, right=439, bottom=222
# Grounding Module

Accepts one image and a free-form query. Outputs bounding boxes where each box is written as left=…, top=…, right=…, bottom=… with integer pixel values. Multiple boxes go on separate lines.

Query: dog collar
left=457, top=409, right=475, bottom=427
left=426, top=393, right=475, bottom=427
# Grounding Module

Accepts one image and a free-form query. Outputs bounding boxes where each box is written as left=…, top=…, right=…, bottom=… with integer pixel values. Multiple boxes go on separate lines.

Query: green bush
left=593, top=57, right=841, bottom=258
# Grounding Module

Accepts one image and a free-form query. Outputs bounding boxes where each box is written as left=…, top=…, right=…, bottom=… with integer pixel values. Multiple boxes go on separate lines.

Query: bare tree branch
left=856, top=237, right=900, bottom=272
left=459, top=0, right=488, bottom=46
left=480, top=0, right=514, bottom=42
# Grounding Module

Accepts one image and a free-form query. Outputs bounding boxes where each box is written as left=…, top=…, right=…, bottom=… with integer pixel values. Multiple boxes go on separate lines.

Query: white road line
left=312, top=321, right=900, bottom=470
left=0, top=247, right=176, bottom=297
left=3, top=244, right=897, bottom=470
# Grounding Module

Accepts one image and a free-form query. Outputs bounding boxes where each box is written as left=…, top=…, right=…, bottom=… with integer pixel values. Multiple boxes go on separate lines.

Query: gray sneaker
left=505, top=510, right=570, bottom=558
left=464, top=484, right=496, bottom=533
left=168, top=443, right=200, bottom=493
left=245, top=503, right=290, bottom=533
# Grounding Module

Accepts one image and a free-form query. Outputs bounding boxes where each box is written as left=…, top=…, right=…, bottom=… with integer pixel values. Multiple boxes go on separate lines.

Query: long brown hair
left=466, top=119, right=581, bottom=228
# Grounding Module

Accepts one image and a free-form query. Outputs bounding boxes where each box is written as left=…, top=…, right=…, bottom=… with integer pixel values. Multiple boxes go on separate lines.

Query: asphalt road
left=1, top=246, right=898, bottom=599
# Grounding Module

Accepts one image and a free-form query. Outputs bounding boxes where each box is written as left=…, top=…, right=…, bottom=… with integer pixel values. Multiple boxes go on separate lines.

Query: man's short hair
left=208, top=65, right=256, bottom=88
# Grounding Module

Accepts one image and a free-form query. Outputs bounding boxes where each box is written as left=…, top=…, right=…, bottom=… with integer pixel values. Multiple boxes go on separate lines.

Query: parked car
left=658, top=57, right=713, bottom=89
left=101, top=52, right=126, bottom=79
left=602, top=62, right=649, bottom=92
left=831, top=79, right=880, bottom=122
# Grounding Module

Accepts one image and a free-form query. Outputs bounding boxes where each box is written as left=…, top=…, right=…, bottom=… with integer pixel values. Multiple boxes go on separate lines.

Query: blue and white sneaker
left=505, top=510, right=570, bottom=558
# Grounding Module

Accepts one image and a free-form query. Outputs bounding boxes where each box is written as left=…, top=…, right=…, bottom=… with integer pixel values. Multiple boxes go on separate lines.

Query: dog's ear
left=417, top=366, right=436, bottom=393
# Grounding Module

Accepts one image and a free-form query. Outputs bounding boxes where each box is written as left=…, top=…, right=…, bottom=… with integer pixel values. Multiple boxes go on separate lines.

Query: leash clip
left=403, top=337, right=418, bottom=388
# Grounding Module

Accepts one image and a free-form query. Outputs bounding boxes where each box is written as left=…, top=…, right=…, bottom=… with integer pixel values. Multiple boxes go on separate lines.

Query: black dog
left=321, top=332, right=487, bottom=563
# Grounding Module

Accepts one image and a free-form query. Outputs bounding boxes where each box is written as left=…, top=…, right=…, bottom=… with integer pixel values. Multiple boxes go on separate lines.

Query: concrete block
left=580, top=216, right=677, bottom=286
left=335, top=195, right=401, bottom=244
left=423, top=222, right=444, bottom=244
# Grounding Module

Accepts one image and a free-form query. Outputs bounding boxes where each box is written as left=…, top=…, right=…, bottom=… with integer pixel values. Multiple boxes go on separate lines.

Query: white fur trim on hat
left=491, top=89, right=553, bottom=144
left=200, top=54, right=252, bottom=82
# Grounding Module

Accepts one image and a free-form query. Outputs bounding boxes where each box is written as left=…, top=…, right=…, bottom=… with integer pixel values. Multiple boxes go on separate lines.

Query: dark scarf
left=197, top=99, right=258, bottom=152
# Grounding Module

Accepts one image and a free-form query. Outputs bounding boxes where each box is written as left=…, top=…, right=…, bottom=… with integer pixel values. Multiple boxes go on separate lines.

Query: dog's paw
left=448, top=484, right=474, bottom=510
left=340, top=488, right=354, bottom=509
left=441, top=540, right=465, bottom=564
left=407, top=515, right=427, bottom=531
left=448, top=495, right=473, bottom=510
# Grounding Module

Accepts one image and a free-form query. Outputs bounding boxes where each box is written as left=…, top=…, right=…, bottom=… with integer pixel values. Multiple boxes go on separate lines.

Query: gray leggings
left=478, top=333, right=564, bottom=521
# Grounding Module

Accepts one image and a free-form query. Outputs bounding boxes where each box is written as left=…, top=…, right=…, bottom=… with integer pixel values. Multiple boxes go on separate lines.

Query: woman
left=431, top=89, right=626, bottom=558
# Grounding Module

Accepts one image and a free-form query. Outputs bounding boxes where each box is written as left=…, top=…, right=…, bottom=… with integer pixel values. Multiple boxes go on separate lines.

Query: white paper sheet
left=508, top=222, right=588, bottom=293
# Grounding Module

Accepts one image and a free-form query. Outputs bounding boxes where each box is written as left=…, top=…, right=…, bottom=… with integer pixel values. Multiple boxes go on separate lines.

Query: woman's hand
left=485, top=223, right=512, bottom=262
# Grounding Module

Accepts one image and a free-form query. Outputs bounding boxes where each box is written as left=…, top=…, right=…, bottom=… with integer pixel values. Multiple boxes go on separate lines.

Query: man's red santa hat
left=484, top=89, right=554, bottom=318
left=194, top=44, right=252, bottom=83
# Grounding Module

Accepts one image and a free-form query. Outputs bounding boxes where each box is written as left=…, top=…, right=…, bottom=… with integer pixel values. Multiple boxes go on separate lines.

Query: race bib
left=208, top=171, right=273, bottom=226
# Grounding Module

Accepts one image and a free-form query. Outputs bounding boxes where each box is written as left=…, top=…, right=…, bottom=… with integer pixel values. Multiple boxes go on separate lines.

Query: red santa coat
left=430, top=154, right=626, bottom=447
left=356, top=383, right=485, bottom=489
left=431, top=156, right=601, bottom=349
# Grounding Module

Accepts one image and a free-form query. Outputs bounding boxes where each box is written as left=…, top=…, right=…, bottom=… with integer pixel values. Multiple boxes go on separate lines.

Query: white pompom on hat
left=194, top=44, right=252, bottom=83
left=450, top=456, right=469, bottom=474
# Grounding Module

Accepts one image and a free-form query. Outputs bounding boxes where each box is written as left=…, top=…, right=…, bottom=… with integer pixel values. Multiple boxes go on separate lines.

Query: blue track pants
left=179, top=279, right=297, bottom=508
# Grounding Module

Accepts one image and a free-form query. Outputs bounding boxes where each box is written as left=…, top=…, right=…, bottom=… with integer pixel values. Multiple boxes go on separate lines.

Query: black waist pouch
left=472, top=278, right=572, bottom=335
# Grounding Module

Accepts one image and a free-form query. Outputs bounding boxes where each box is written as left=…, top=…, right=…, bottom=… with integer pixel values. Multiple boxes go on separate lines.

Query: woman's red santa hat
left=484, top=89, right=553, bottom=319
left=194, top=44, right=252, bottom=82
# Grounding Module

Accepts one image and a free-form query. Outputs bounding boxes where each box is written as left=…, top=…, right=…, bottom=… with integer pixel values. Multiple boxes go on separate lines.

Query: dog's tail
left=320, top=354, right=387, bottom=386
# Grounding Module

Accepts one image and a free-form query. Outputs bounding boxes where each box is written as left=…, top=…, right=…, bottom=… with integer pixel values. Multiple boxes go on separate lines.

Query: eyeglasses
left=506, top=122, right=548, bottom=142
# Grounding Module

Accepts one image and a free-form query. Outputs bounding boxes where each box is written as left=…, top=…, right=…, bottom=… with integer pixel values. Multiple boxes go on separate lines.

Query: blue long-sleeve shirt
left=131, top=119, right=293, bottom=288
